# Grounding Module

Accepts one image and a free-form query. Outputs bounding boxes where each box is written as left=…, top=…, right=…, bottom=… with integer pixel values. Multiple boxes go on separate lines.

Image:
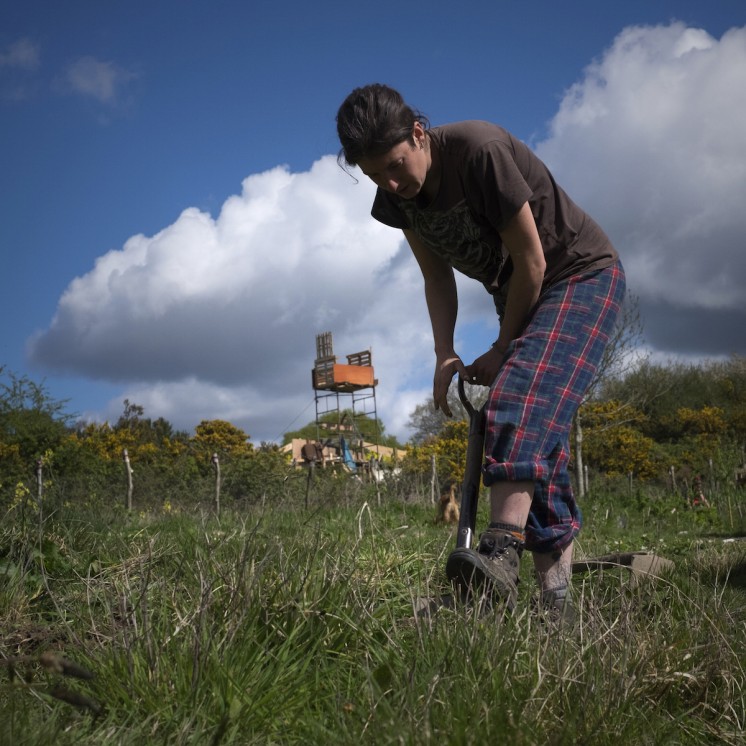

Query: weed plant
left=1, top=482, right=745, bottom=745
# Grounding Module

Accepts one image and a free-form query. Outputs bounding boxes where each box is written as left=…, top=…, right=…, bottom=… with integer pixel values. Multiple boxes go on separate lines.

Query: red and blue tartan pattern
left=483, top=261, right=626, bottom=553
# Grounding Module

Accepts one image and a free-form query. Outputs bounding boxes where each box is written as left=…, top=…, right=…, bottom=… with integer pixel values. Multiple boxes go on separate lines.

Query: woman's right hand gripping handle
left=434, top=354, right=469, bottom=417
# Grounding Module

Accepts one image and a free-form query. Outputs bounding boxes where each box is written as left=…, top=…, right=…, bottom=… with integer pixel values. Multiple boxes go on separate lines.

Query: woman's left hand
left=464, top=346, right=506, bottom=387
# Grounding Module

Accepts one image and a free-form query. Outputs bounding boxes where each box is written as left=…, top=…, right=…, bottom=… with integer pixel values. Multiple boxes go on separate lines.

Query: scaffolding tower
left=311, top=331, right=380, bottom=466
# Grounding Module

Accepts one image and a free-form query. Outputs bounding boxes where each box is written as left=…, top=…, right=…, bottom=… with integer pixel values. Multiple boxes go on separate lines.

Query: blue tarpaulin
left=340, top=436, right=357, bottom=471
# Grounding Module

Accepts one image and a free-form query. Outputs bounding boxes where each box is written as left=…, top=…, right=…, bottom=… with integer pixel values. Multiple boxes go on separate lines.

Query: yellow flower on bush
left=9, top=481, right=36, bottom=512
left=401, top=419, right=469, bottom=489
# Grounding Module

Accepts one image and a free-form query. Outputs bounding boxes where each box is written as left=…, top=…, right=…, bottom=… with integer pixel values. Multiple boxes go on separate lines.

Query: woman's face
left=356, top=122, right=430, bottom=199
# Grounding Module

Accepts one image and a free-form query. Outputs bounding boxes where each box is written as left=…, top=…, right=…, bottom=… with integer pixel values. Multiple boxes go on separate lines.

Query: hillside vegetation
left=1, top=360, right=745, bottom=743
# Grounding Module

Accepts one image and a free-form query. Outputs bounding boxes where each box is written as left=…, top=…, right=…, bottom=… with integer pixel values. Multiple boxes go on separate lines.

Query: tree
left=0, top=369, right=74, bottom=484
left=401, top=418, right=470, bottom=494
left=283, top=410, right=401, bottom=448
left=114, top=399, right=186, bottom=447
left=574, top=291, right=647, bottom=497
left=580, top=357, right=746, bottom=488
left=191, top=419, right=253, bottom=461
left=406, top=382, right=487, bottom=444
left=221, top=443, right=291, bottom=503
left=580, top=400, right=661, bottom=481
left=117, top=399, right=145, bottom=429
left=601, top=357, right=746, bottom=444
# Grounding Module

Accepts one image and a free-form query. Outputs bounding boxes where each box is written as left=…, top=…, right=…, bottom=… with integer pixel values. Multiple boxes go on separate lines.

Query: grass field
left=1, top=482, right=745, bottom=745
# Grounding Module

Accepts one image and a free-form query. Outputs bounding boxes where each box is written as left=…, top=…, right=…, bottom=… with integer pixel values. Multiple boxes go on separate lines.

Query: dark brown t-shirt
left=371, top=120, right=618, bottom=316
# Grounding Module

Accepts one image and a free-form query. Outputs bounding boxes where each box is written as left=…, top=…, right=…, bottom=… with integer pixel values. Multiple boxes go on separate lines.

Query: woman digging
left=336, top=84, right=625, bottom=620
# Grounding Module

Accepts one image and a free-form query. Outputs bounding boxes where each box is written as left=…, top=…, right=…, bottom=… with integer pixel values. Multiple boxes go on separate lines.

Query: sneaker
left=445, top=529, right=523, bottom=610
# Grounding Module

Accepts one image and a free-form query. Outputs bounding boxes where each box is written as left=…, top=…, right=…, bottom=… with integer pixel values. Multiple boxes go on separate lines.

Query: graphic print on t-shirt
left=398, top=198, right=504, bottom=288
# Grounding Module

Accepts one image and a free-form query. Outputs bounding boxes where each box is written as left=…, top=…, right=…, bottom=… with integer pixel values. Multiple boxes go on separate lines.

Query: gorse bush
left=4, top=359, right=746, bottom=518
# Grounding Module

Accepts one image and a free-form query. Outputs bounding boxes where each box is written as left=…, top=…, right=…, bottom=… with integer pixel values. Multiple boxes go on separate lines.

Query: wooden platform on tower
left=311, top=331, right=380, bottom=463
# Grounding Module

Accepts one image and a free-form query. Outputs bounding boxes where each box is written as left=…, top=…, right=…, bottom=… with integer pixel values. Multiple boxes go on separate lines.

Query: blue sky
left=1, top=0, right=745, bottom=443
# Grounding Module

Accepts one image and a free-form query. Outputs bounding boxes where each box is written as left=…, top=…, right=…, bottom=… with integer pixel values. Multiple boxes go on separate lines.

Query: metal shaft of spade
left=455, top=376, right=486, bottom=550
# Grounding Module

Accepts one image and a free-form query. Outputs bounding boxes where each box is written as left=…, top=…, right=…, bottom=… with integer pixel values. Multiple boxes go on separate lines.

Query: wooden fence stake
left=123, top=449, right=133, bottom=511
left=305, top=461, right=314, bottom=510
left=36, top=458, right=44, bottom=533
left=430, top=454, right=438, bottom=505
left=211, top=453, right=221, bottom=517
left=36, top=458, right=43, bottom=506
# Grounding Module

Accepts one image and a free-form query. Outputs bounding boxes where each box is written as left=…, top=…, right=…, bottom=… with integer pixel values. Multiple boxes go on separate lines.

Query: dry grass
left=1, top=491, right=745, bottom=744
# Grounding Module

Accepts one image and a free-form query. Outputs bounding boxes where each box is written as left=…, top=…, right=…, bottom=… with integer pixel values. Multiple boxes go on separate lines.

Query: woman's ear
left=412, top=120, right=426, bottom=148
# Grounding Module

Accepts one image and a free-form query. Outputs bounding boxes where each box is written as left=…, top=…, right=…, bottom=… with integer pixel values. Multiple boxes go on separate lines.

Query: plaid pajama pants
left=482, top=260, right=626, bottom=554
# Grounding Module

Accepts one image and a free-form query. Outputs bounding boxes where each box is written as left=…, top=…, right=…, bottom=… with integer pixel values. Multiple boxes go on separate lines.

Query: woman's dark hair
left=336, top=83, right=429, bottom=168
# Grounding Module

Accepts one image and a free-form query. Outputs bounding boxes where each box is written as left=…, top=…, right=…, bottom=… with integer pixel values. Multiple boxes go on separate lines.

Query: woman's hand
left=465, top=346, right=506, bottom=387
left=433, top=355, right=469, bottom=416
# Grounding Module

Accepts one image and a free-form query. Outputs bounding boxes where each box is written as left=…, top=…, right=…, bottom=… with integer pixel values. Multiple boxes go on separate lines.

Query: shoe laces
left=477, top=531, right=523, bottom=561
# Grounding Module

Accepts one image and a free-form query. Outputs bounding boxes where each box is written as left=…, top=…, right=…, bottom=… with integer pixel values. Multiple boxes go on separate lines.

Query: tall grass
left=1, top=485, right=744, bottom=745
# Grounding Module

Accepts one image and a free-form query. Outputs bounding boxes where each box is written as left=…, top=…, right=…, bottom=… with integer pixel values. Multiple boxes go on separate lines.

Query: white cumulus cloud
left=29, top=22, right=746, bottom=441
left=534, top=22, right=746, bottom=355
left=29, top=156, right=435, bottom=440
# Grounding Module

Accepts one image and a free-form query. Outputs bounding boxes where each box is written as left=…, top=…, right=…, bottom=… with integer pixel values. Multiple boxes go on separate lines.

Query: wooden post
left=430, top=454, right=438, bottom=505
left=211, top=453, right=221, bottom=517
left=123, top=449, right=133, bottom=511
left=305, top=461, right=314, bottom=510
left=574, top=414, right=585, bottom=498
left=708, top=457, right=715, bottom=494
left=370, top=456, right=381, bottom=507
left=36, top=458, right=44, bottom=533
left=669, top=465, right=677, bottom=494
left=36, top=458, right=43, bottom=505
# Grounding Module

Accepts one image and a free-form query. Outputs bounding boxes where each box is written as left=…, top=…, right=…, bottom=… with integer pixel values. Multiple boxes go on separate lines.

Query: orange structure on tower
left=311, top=331, right=380, bottom=464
